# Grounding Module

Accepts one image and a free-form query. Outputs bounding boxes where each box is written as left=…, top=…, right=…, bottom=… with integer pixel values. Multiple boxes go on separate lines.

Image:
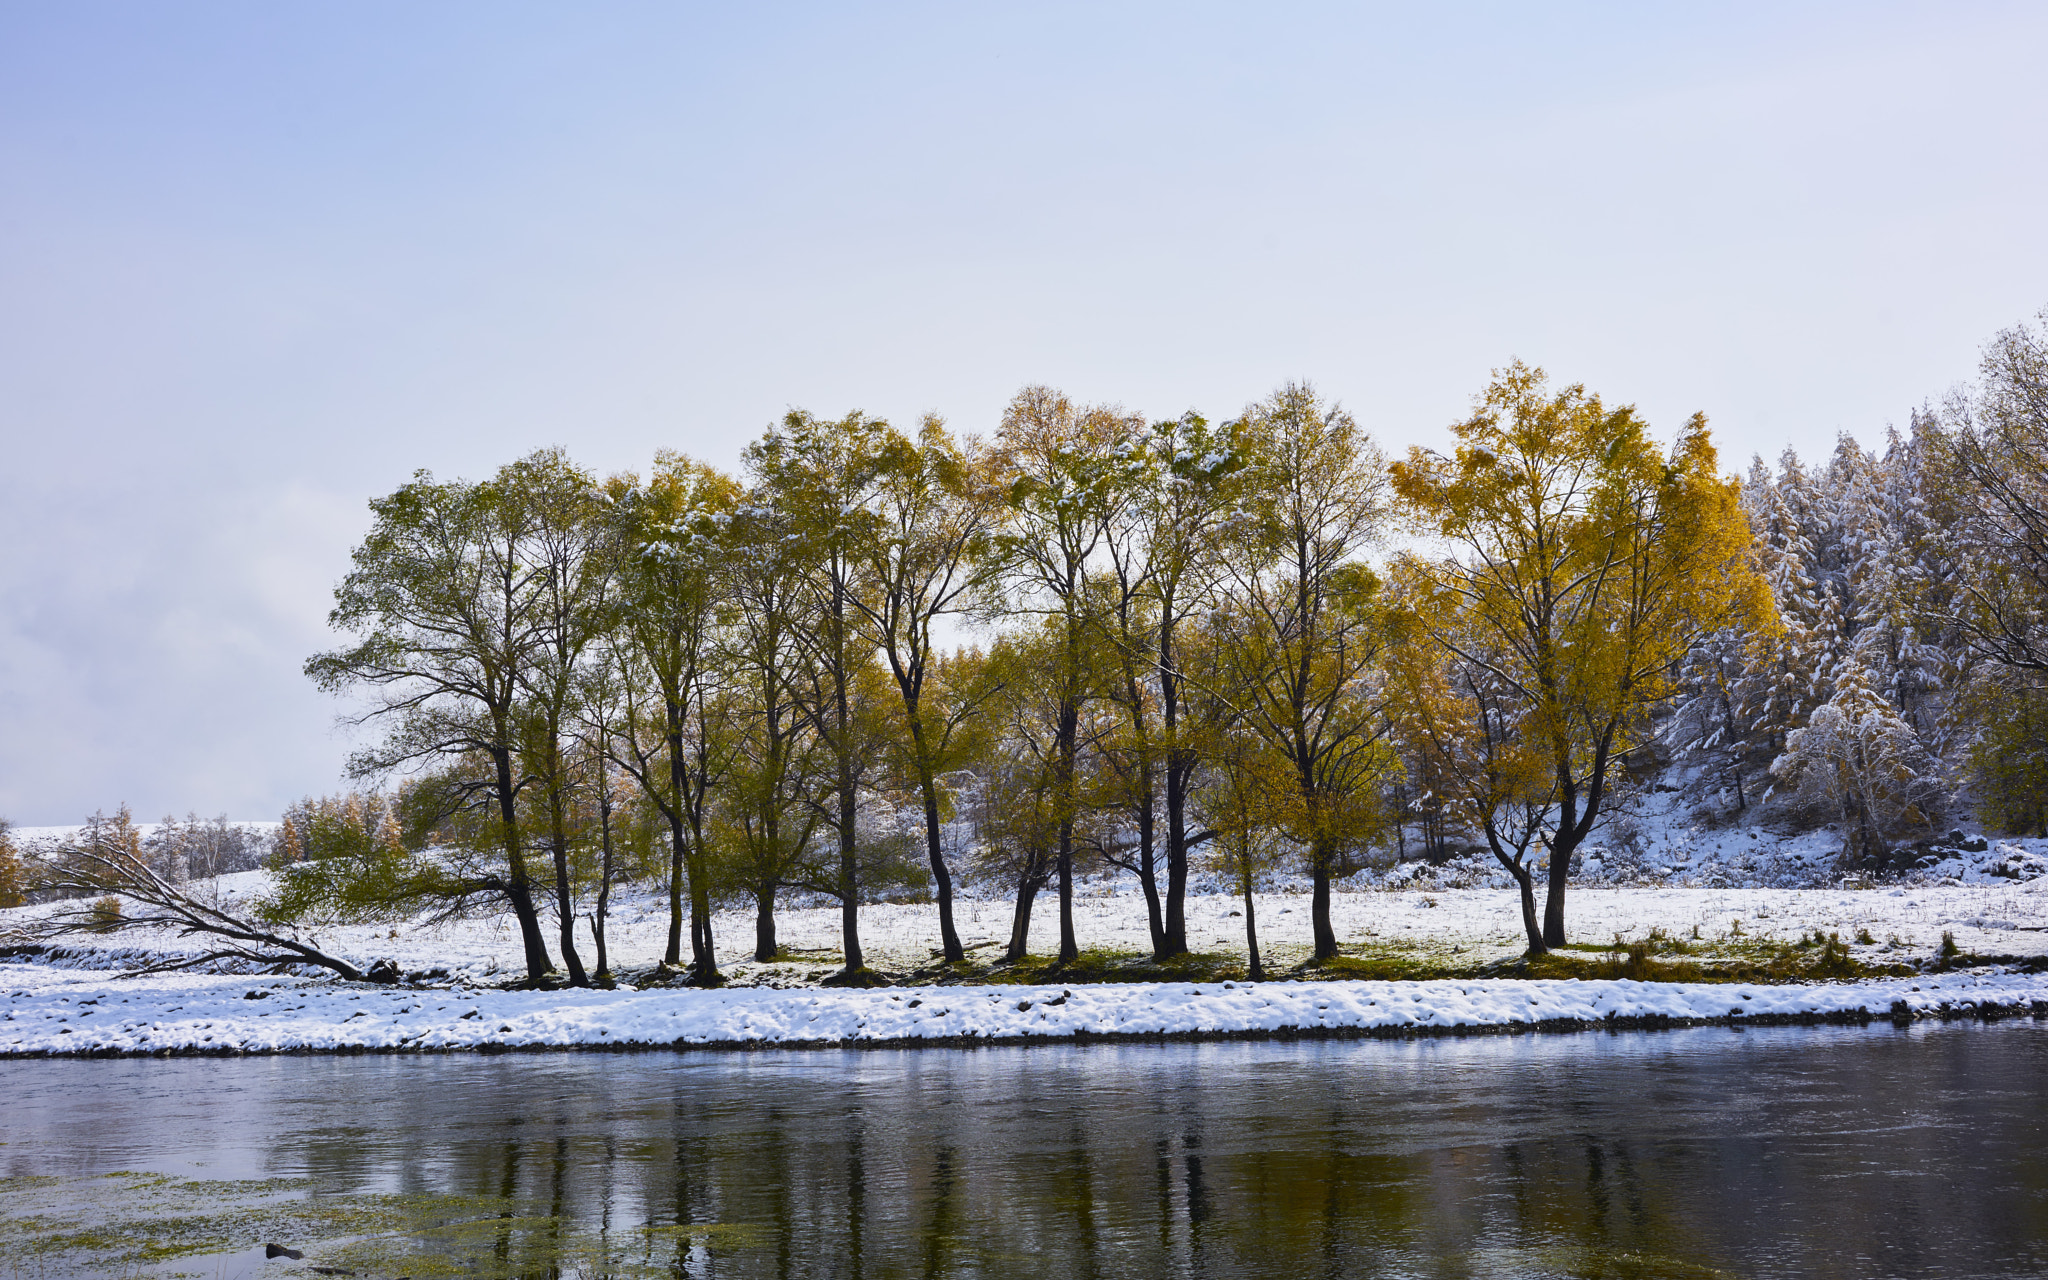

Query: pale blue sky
left=3, top=3, right=2045, bottom=824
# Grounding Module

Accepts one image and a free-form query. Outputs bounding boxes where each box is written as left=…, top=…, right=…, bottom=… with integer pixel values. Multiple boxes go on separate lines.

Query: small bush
left=88, top=895, right=124, bottom=933
left=1810, top=932, right=1857, bottom=978
left=1935, top=930, right=1962, bottom=969
left=1594, top=942, right=1658, bottom=981
left=0, top=820, right=25, bottom=909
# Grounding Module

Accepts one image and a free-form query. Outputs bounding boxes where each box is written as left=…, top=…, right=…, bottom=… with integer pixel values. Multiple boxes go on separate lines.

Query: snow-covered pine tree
left=1770, top=649, right=1943, bottom=866
left=1674, top=432, right=1965, bottom=858
left=1672, top=450, right=1832, bottom=792
left=1837, top=431, right=1950, bottom=738
left=1740, top=454, right=1833, bottom=751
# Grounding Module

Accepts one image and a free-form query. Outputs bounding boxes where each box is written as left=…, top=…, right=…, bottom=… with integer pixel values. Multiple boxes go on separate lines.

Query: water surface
left=4, top=1022, right=2045, bottom=1278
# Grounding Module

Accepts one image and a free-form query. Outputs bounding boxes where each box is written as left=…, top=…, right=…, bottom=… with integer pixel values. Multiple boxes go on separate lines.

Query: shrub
left=88, top=895, right=124, bottom=932
left=0, top=820, right=24, bottom=909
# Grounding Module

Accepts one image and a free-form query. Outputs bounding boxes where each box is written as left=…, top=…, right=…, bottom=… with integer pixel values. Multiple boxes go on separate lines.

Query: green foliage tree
left=721, top=468, right=832, bottom=963
left=304, top=461, right=564, bottom=986
left=745, top=410, right=897, bottom=979
left=1199, top=720, right=1288, bottom=980
left=504, top=448, right=619, bottom=988
left=1384, top=592, right=1555, bottom=950
left=1968, top=676, right=2048, bottom=835
left=974, top=626, right=1094, bottom=962
left=1129, top=411, right=1243, bottom=957
left=1930, top=310, right=2048, bottom=676
left=261, top=790, right=455, bottom=930
left=854, top=415, right=1003, bottom=963
left=596, top=453, right=740, bottom=982
left=990, top=387, right=1138, bottom=964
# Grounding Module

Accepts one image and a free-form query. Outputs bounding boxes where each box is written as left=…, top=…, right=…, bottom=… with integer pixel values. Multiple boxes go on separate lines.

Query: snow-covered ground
left=5, top=962, right=2044, bottom=1058
left=6, top=864, right=2048, bottom=1056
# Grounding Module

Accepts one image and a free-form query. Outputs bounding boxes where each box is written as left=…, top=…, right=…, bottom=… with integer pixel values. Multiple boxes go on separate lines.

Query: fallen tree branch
left=27, top=841, right=377, bottom=982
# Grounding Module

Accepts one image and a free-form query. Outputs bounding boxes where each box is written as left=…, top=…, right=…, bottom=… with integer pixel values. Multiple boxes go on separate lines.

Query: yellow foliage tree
left=1383, top=594, right=1556, bottom=951
left=1390, top=362, right=1770, bottom=949
left=1217, top=383, right=1397, bottom=961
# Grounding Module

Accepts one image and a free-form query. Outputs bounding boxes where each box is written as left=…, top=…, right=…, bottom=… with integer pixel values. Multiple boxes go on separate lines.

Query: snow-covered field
left=8, top=869, right=2048, bottom=984
left=6, top=865, right=2048, bottom=1057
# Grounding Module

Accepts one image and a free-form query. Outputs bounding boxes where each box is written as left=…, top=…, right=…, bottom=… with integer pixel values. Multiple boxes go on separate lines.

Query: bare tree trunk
left=543, top=742, right=589, bottom=986
left=1122, top=658, right=1166, bottom=957
left=1162, top=760, right=1191, bottom=959
left=1056, top=688, right=1080, bottom=965
left=1310, top=846, right=1338, bottom=962
left=592, top=782, right=614, bottom=985
left=1542, top=832, right=1579, bottom=949
left=1056, top=822, right=1078, bottom=965
left=663, top=814, right=687, bottom=969
left=1160, top=627, right=1192, bottom=959
left=686, top=839, right=718, bottom=984
left=691, top=910, right=716, bottom=981
left=754, top=880, right=778, bottom=963
left=493, top=745, right=555, bottom=985
left=922, top=779, right=963, bottom=962
left=838, top=792, right=864, bottom=973
left=1135, top=786, right=1166, bottom=959
left=1242, top=876, right=1263, bottom=981
left=549, top=819, right=589, bottom=988
left=1006, top=860, right=1046, bottom=962
left=662, top=695, right=691, bottom=969
left=1511, top=864, right=1544, bottom=954
left=901, top=702, right=964, bottom=963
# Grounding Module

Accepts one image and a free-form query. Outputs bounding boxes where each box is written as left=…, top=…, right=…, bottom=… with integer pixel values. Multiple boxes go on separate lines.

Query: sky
left=2, top=2, right=2046, bottom=825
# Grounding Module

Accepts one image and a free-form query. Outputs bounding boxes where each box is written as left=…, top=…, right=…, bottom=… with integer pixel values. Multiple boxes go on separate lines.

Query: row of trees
left=282, top=362, right=1764, bottom=987
left=1, top=811, right=267, bottom=908
left=15, top=314, right=2040, bottom=987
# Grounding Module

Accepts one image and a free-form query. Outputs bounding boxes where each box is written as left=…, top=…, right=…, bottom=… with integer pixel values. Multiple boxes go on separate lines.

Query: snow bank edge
left=8, top=985, right=2045, bottom=1061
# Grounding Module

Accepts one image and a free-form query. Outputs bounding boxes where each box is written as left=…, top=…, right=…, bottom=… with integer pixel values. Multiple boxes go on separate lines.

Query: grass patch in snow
left=1297, top=939, right=1519, bottom=981
left=705, top=926, right=1973, bottom=989
left=895, top=940, right=1518, bottom=986
left=1519, top=928, right=1921, bottom=984
left=988, top=947, right=1246, bottom=985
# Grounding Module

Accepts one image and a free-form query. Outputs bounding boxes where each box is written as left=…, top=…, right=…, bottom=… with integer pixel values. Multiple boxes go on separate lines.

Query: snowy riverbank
left=10, top=875, right=2048, bottom=1057
left=5, top=963, right=2045, bottom=1058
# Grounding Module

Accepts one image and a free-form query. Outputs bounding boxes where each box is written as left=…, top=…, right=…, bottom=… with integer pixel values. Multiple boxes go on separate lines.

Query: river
left=4, top=1021, right=2045, bottom=1278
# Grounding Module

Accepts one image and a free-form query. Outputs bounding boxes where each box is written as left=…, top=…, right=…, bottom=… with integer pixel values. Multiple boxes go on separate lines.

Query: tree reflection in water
left=3, top=1024, right=2046, bottom=1278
